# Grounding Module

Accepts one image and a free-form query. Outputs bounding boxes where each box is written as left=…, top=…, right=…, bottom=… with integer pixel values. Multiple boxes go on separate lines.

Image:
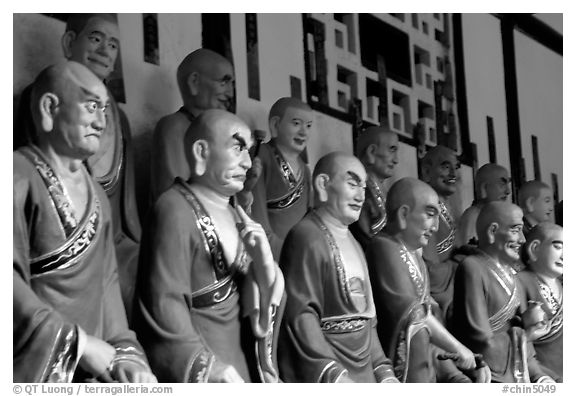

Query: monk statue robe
left=422, top=199, right=458, bottom=321
left=350, top=174, right=388, bottom=250
left=517, top=272, right=563, bottom=381
left=14, top=146, right=149, bottom=382
left=452, top=248, right=551, bottom=383
left=250, top=139, right=312, bottom=259
left=368, top=234, right=439, bottom=382
left=134, top=179, right=283, bottom=382
left=15, top=84, right=142, bottom=324
left=278, top=211, right=397, bottom=383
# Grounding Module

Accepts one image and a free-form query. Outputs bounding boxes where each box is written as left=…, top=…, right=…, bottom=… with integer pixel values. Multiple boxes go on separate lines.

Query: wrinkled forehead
left=334, top=156, right=367, bottom=181
left=200, top=57, right=234, bottom=79
left=487, top=168, right=510, bottom=182
left=416, top=184, right=440, bottom=208
left=379, top=131, right=399, bottom=147
left=433, top=151, right=458, bottom=166
left=212, top=116, right=251, bottom=141
left=503, top=206, right=524, bottom=226
left=63, top=65, right=108, bottom=101
left=282, top=106, right=314, bottom=122
left=79, top=16, right=120, bottom=39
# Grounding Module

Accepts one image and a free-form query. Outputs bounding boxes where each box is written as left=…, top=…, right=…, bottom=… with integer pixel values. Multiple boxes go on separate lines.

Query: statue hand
left=112, top=360, right=157, bottom=383
left=208, top=360, right=245, bottom=383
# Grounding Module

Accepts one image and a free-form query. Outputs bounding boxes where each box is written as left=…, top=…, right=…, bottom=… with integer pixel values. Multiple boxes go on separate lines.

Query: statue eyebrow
left=79, top=86, right=108, bottom=104
left=232, top=133, right=247, bottom=149
left=346, top=171, right=362, bottom=183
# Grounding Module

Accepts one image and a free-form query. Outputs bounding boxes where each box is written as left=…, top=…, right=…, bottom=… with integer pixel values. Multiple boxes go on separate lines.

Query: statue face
left=492, top=207, right=526, bottom=264
left=531, top=188, right=555, bottom=223
left=324, top=157, right=367, bottom=226
left=425, top=150, right=460, bottom=197
left=402, top=188, right=440, bottom=250
left=533, top=228, right=563, bottom=279
left=372, top=132, right=399, bottom=179
left=67, top=16, right=120, bottom=80
left=483, top=168, right=511, bottom=202
left=204, top=117, right=253, bottom=196
left=52, top=68, right=109, bottom=159
left=193, top=59, right=235, bottom=112
left=274, top=106, right=314, bottom=155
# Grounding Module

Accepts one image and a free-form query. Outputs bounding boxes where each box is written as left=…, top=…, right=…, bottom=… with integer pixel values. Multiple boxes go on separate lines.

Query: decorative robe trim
left=393, top=240, right=431, bottom=382
left=20, top=147, right=101, bottom=277
left=110, top=345, right=150, bottom=372
left=534, top=278, right=563, bottom=343
left=90, top=98, right=124, bottom=194
left=482, top=254, right=521, bottom=333
left=320, top=317, right=368, bottom=334
left=174, top=179, right=250, bottom=310
left=437, top=201, right=455, bottom=254
left=318, top=361, right=348, bottom=383
left=186, top=349, right=215, bottom=383
left=267, top=144, right=305, bottom=210
left=510, top=327, right=530, bottom=383
left=40, top=324, right=78, bottom=383
left=255, top=304, right=281, bottom=383
left=309, top=211, right=351, bottom=304
left=366, top=176, right=387, bottom=235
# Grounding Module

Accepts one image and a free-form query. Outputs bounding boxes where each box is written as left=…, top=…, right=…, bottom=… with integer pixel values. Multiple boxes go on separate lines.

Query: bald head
left=184, top=109, right=252, bottom=195
left=386, top=177, right=437, bottom=221
left=31, top=61, right=106, bottom=131
left=476, top=201, right=523, bottom=247
left=269, top=97, right=312, bottom=122
left=30, top=61, right=108, bottom=159
left=185, top=109, right=247, bottom=148
left=518, top=180, right=552, bottom=209
left=385, top=177, right=440, bottom=250
left=524, top=222, right=562, bottom=249
left=313, top=151, right=354, bottom=180
left=313, top=151, right=367, bottom=224
left=475, top=163, right=511, bottom=203
left=421, top=145, right=459, bottom=197
left=522, top=223, right=563, bottom=276
left=64, top=13, right=117, bottom=35
left=177, top=49, right=234, bottom=112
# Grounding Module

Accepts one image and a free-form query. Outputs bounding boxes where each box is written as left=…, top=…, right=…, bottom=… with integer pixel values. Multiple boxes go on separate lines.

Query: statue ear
left=39, top=93, right=59, bottom=133
left=269, top=116, right=280, bottom=138
left=527, top=239, right=541, bottom=263
left=421, top=164, right=431, bottom=183
left=314, top=173, right=330, bottom=203
left=487, top=222, right=499, bottom=244
left=61, top=31, right=76, bottom=59
left=397, top=205, right=409, bottom=230
left=187, top=72, right=200, bottom=96
left=479, top=182, right=488, bottom=200
left=525, top=196, right=536, bottom=213
left=365, top=144, right=377, bottom=165
left=192, top=139, right=209, bottom=176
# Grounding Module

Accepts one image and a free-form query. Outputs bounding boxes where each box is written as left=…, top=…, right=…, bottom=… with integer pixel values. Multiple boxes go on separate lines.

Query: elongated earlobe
left=527, top=240, right=541, bottom=263
left=398, top=205, right=409, bottom=230
left=487, top=223, right=499, bottom=245
left=314, top=174, right=330, bottom=202
left=39, top=93, right=59, bottom=133
left=61, top=31, right=76, bottom=59
left=187, top=72, right=200, bottom=96
left=269, top=116, right=280, bottom=138
left=366, top=144, right=377, bottom=165
left=192, top=140, right=209, bottom=176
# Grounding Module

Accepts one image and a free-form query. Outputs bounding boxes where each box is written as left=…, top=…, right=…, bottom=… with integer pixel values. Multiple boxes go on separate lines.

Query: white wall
left=514, top=30, right=563, bottom=199
left=461, top=13, right=511, bottom=171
